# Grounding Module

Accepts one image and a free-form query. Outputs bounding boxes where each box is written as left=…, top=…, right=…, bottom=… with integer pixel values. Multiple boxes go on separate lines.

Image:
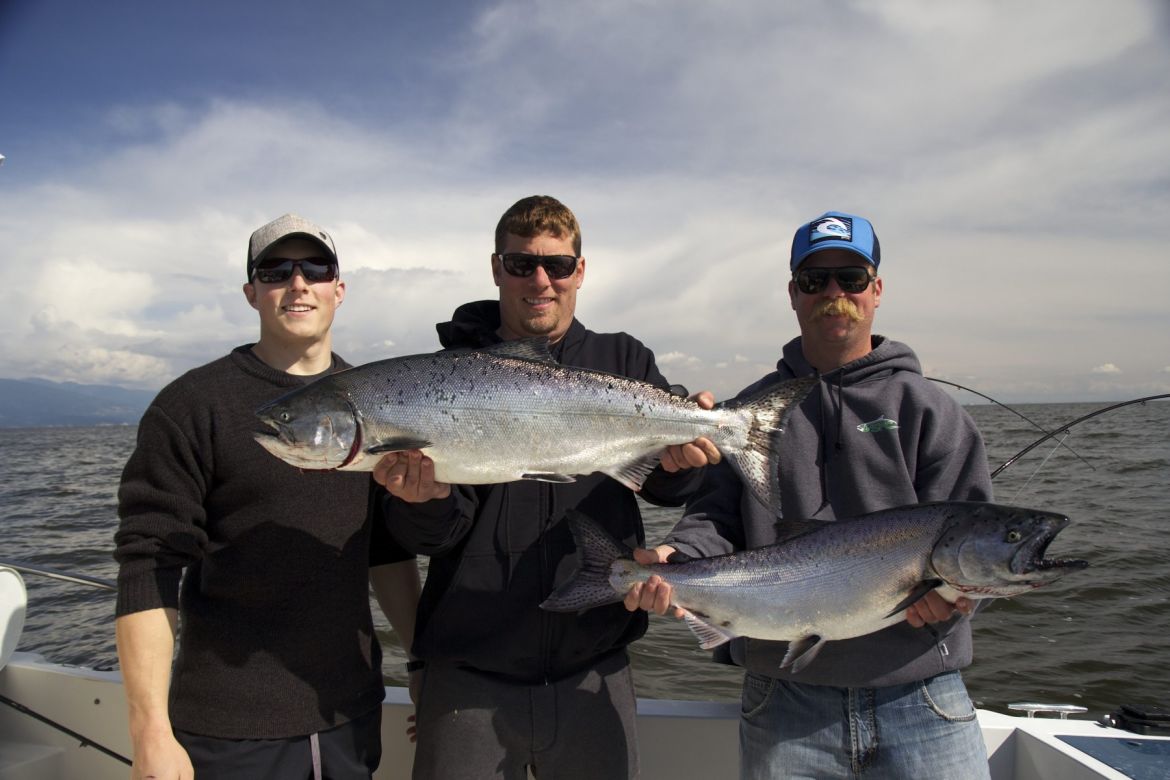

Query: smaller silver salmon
left=542, top=503, right=1088, bottom=673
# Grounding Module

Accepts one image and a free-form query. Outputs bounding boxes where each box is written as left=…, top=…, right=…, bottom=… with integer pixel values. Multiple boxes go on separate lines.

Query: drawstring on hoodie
left=833, top=371, right=845, bottom=452
left=810, top=368, right=848, bottom=518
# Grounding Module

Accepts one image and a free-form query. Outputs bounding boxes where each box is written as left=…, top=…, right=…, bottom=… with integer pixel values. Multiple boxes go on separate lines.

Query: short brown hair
left=494, top=195, right=582, bottom=256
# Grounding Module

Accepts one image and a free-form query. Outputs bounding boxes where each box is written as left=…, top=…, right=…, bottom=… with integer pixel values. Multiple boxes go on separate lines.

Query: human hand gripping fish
left=659, top=391, right=722, bottom=471
left=373, top=449, right=452, bottom=503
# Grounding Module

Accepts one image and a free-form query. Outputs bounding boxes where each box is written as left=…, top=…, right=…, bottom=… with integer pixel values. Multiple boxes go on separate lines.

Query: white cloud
left=0, top=0, right=1167, bottom=403
left=1092, top=364, right=1123, bottom=375
left=656, top=351, right=703, bottom=369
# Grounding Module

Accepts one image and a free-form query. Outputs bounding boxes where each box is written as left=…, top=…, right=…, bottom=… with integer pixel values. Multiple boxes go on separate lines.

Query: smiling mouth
left=284, top=304, right=314, bottom=313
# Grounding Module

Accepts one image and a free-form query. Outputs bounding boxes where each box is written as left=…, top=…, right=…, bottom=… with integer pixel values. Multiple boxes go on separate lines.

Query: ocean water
left=1, top=399, right=1167, bottom=718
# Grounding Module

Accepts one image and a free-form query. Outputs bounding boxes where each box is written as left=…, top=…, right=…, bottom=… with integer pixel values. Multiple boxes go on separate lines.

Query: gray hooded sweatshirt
left=666, top=335, right=993, bottom=688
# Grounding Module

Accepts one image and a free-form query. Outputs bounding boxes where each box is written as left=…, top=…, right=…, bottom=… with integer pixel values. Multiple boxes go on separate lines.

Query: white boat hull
left=3, top=651, right=1166, bottom=780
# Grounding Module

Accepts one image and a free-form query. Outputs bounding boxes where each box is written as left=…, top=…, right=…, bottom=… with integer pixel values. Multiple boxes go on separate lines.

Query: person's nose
left=529, top=263, right=553, bottom=287
left=288, top=263, right=311, bottom=291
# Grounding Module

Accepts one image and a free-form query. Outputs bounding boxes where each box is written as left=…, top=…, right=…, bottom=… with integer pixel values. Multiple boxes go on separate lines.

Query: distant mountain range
left=0, top=378, right=157, bottom=428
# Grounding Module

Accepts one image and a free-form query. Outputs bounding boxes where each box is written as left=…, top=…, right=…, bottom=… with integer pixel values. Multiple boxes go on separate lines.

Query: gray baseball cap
left=247, top=214, right=338, bottom=280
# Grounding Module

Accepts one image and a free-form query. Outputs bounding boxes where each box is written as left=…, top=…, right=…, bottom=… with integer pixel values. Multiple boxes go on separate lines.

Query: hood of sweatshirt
left=435, top=299, right=589, bottom=363
left=777, top=335, right=922, bottom=385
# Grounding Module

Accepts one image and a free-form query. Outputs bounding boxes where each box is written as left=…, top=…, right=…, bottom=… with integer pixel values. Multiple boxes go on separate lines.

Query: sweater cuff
left=115, top=567, right=182, bottom=617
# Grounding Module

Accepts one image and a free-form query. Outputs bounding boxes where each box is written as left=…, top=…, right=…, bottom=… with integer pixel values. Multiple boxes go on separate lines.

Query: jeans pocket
left=920, top=671, right=978, bottom=722
left=740, top=672, right=777, bottom=720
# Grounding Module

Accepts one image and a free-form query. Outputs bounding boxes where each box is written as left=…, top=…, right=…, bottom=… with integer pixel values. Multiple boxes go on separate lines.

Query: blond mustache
left=813, top=298, right=864, bottom=322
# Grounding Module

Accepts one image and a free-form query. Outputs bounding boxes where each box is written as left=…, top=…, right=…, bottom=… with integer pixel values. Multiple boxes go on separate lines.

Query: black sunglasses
left=794, top=266, right=874, bottom=295
left=497, top=253, right=579, bottom=280
left=253, top=257, right=338, bottom=284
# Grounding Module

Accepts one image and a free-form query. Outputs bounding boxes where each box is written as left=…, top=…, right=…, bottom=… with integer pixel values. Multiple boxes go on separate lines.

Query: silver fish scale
left=334, top=351, right=750, bottom=483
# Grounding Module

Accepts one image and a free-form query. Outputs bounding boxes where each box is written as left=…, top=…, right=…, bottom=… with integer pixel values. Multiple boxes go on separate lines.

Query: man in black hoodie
left=627, top=212, right=993, bottom=779
left=371, top=195, right=718, bottom=779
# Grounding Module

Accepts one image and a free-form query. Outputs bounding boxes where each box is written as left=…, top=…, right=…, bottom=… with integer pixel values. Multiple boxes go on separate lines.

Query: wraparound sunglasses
left=496, top=253, right=579, bottom=280
left=794, top=266, right=874, bottom=294
left=252, top=257, right=338, bottom=284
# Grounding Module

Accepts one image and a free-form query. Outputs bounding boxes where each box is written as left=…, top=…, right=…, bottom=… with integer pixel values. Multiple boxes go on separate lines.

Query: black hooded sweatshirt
left=379, top=301, right=705, bottom=683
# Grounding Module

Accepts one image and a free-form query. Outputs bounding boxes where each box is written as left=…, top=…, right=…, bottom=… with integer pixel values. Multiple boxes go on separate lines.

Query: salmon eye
left=1006, top=530, right=1021, bottom=543
left=279, top=412, right=291, bottom=423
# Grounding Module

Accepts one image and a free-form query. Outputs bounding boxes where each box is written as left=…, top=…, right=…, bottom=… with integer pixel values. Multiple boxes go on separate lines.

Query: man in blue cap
left=627, top=211, right=994, bottom=778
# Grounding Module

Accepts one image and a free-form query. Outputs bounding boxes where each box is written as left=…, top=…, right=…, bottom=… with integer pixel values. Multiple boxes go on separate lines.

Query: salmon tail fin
left=540, top=510, right=630, bottom=613
left=721, top=377, right=816, bottom=512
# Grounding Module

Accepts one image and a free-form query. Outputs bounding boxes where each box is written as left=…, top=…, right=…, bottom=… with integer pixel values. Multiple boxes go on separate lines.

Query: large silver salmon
left=253, top=339, right=814, bottom=507
left=541, top=503, right=1088, bottom=673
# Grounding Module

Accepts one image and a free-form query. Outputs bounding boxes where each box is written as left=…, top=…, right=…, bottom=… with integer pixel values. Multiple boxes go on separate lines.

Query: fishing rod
left=0, top=693, right=132, bottom=766
left=0, top=559, right=116, bottom=591
left=928, top=377, right=1094, bottom=473
left=0, top=560, right=129, bottom=765
left=991, top=394, right=1170, bottom=479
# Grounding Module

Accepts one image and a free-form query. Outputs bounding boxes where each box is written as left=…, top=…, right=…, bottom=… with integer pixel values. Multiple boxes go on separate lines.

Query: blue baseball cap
left=790, top=211, right=881, bottom=272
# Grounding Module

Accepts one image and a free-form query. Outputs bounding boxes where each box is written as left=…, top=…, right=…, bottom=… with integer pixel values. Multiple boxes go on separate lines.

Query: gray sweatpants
left=411, top=651, right=639, bottom=779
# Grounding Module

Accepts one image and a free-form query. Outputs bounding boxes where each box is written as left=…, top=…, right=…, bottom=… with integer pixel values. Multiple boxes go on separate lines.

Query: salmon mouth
left=1012, top=520, right=1088, bottom=580
left=254, top=419, right=281, bottom=439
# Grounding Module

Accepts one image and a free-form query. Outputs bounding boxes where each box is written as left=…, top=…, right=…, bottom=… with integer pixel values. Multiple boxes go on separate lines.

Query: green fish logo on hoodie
left=857, top=415, right=899, bottom=434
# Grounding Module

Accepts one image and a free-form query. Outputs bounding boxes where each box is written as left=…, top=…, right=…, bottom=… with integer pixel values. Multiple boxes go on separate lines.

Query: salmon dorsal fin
left=480, top=337, right=555, bottom=363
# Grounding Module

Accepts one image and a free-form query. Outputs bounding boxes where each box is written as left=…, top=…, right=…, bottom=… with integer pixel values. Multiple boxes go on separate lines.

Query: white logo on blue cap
left=809, top=216, right=853, bottom=244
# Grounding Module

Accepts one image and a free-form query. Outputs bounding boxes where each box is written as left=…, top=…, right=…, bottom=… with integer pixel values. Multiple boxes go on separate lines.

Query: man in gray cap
left=114, top=214, right=421, bottom=778
left=627, top=211, right=993, bottom=779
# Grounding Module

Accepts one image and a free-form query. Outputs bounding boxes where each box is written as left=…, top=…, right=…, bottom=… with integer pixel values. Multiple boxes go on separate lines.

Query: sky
left=1, top=0, right=1168, bottom=404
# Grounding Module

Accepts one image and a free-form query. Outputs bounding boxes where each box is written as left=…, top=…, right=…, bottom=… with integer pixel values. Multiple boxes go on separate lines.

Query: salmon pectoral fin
left=522, top=473, right=576, bottom=483
left=681, top=609, right=733, bottom=650
left=884, top=579, right=944, bottom=619
left=365, top=437, right=433, bottom=454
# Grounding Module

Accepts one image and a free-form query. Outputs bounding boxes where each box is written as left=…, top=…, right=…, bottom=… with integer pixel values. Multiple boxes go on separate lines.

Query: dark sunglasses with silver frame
left=251, top=257, right=339, bottom=285
left=496, top=252, right=580, bottom=280
left=794, top=266, right=875, bottom=295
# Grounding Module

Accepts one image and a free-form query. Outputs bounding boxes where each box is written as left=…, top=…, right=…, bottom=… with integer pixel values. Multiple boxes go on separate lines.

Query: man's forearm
left=370, top=560, right=422, bottom=658
left=115, top=608, right=178, bottom=739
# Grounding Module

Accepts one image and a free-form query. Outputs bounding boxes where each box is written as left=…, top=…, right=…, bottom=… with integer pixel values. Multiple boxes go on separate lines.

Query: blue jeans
left=739, top=670, right=990, bottom=780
